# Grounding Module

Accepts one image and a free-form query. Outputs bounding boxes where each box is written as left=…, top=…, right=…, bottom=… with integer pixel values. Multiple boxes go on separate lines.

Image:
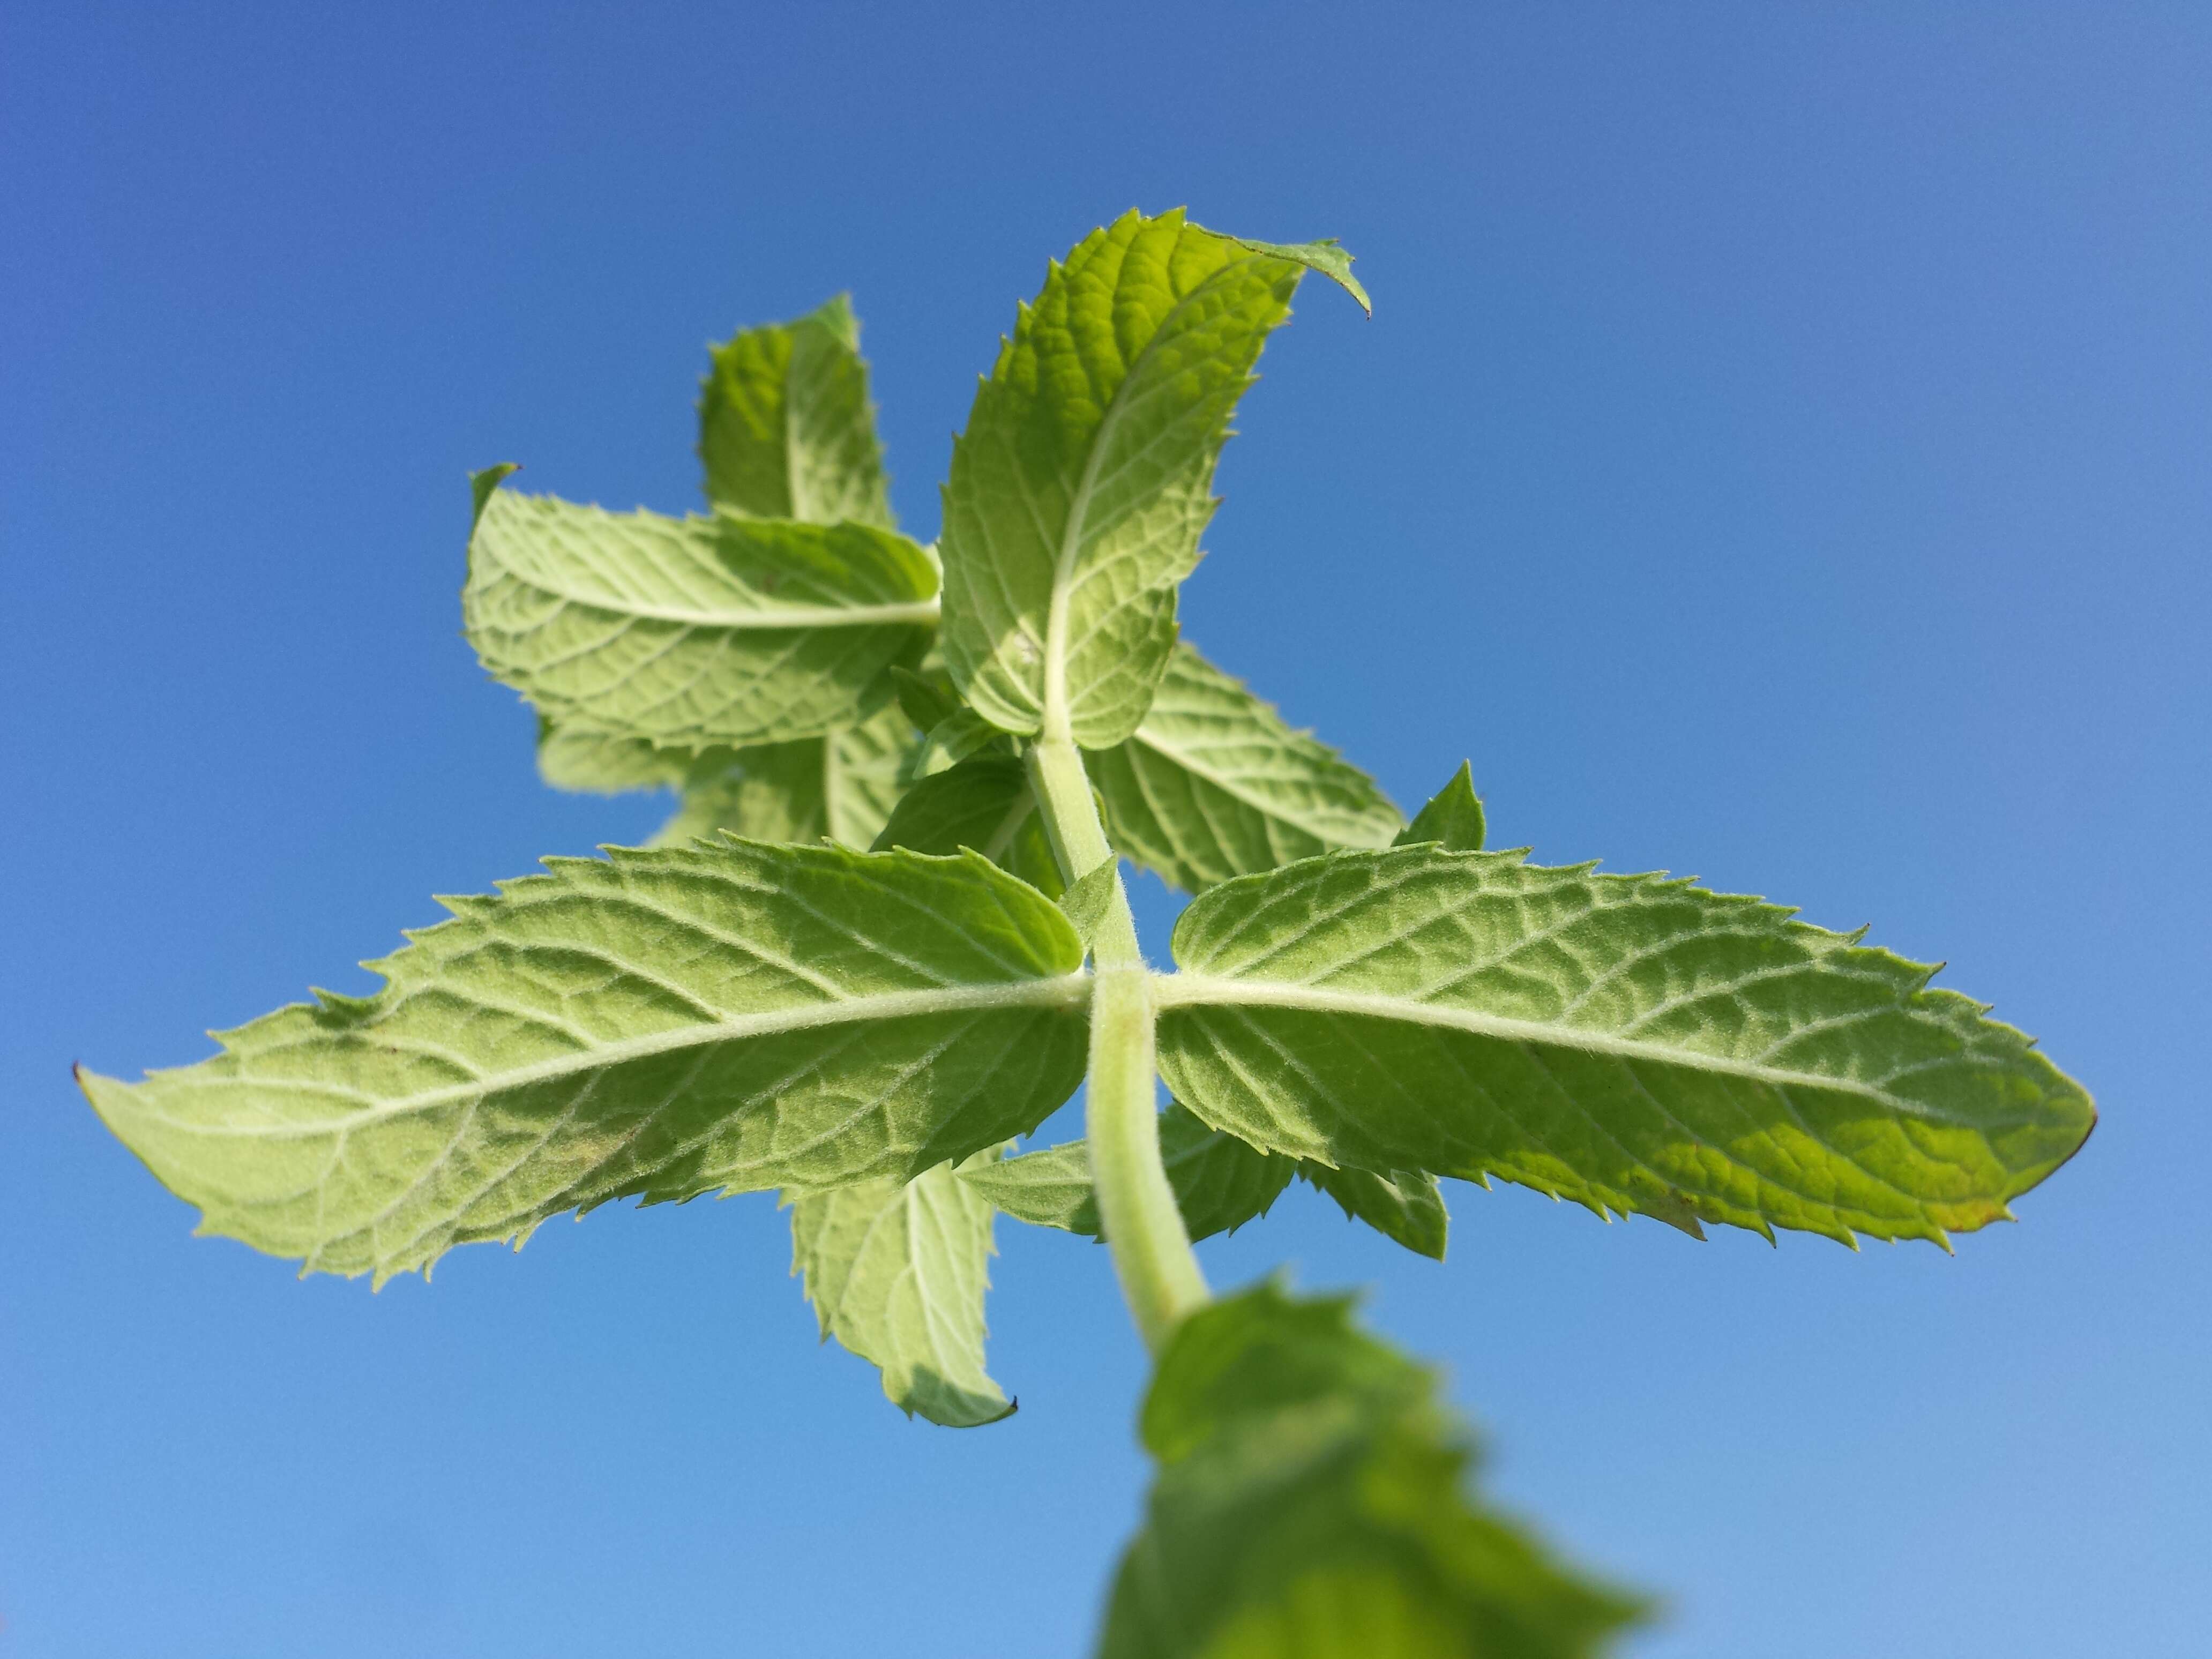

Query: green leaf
left=1155, top=847, right=2096, bottom=1246
left=654, top=704, right=914, bottom=849
left=79, top=841, right=1089, bottom=1283
left=1213, top=234, right=1372, bottom=317
left=909, top=707, right=1013, bottom=781
left=962, top=1103, right=1293, bottom=1243
left=1098, top=1284, right=1643, bottom=1659
left=1303, top=1165, right=1449, bottom=1262
left=535, top=717, right=690, bottom=795
left=954, top=1137, right=1093, bottom=1232
left=890, top=663, right=963, bottom=734
left=698, top=293, right=895, bottom=529
left=971, top=1103, right=1445, bottom=1260
left=464, top=476, right=937, bottom=750
left=1094, top=642, right=1403, bottom=892
left=938, top=209, right=1365, bottom=747
left=1393, top=762, right=1485, bottom=853
left=872, top=754, right=1064, bottom=898
left=787, top=1150, right=1014, bottom=1428
left=535, top=691, right=913, bottom=851
left=1056, top=861, right=1121, bottom=950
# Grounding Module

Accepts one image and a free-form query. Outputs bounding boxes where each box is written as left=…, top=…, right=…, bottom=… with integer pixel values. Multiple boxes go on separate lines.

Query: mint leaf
left=1155, top=847, right=2096, bottom=1246
left=1094, top=642, right=1403, bottom=892
left=962, top=1104, right=1293, bottom=1243
left=872, top=754, right=1064, bottom=898
left=938, top=209, right=1365, bottom=746
left=464, top=476, right=937, bottom=749
left=1394, top=761, right=1485, bottom=853
left=699, top=294, right=895, bottom=529
left=972, top=1104, right=1445, bottom=1261
left=1099, top=1284, right=1643, bottom=1658
left=788, top=1150, right=1014, bottom=1428
left=908, top=707, right=1011, bottom=781
left=1056, top=862, right=1121, bottom=950
left=535, top=717, right=691, bottom=795
left=534, top=704, right=913, bottom=850
left=1302, top=1165, right=1449, bottom=1261
left=954, top=1138, right=1093, bottom=1232
left=79, top=842, right=1088, bottom=1283
left=1214, top=234, right=1372, bottom=317
left=890, top=663, right=963, bottom=734
left=655, top=704, right=914, bottom=849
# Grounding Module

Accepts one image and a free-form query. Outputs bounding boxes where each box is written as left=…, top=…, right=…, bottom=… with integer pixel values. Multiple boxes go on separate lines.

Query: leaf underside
left=938, top=208, right=1364, bottom=748
left=789, top=1149, right=1014, bottom=1428
left=659, top=703, right=914, bottom=849
left=1157, top=847, right=2095, bottom=1247
left=699, top=292, right=896, bottom=529
left=1303, top=1164, right=1449, bottom=1261
left=872, top=754, right=1065, bottom=899
left=80, top=842, right=1088, bottom=1284
left=465, top=481, right=935, bottom=750
left=539, top=295, right=919, bottom=843
left=1094, top=641, right=1403, bottom=893
left=537, top=701, right=915, bottom=853
left=1099, top=1284, right=1644, bottom=1659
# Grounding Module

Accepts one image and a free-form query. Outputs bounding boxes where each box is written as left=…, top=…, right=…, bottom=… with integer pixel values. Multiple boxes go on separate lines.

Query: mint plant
left=80, top=210, right=2096, bottom=1655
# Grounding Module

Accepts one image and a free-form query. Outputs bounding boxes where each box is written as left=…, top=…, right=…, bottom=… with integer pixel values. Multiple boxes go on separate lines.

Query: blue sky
left=4, top=4, right=2207, bottom=1654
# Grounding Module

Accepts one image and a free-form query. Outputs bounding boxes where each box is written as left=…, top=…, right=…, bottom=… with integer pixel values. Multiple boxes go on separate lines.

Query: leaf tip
left=468, top=462, right=520, bottom=526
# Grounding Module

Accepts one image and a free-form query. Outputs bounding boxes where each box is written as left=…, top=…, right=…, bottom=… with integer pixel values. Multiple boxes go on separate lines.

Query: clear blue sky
left=4, top=5, right=2206, bottom=1655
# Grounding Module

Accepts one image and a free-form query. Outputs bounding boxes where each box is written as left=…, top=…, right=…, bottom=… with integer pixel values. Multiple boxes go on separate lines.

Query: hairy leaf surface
left=788, top=1151, right=1013, bottom=1428
left=80, top=842, right=1088, bottom=1282
left=1094, top=642, right=1402, bottom=892
left=962, top=1103, right=1293, bottom=1243
left=464, top=474, right=937, bottom=749
left=1099, top=1284, right=1642, bottom=1659
left=938, top=209, right=1365, bottom=746
left=1155, top=847, right=2095, bottom=1246
left=699, top=294, right=895, bottom=528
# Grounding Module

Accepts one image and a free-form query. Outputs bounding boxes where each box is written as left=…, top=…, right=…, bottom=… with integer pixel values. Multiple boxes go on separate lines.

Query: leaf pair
left=964, top=764, right=1492, bottom=1263
left=84, top=829, right=2095, bottom=1301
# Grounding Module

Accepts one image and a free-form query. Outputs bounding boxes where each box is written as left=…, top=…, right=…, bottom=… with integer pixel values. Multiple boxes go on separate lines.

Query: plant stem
left=1026, top=733, right=1208, bottom=1352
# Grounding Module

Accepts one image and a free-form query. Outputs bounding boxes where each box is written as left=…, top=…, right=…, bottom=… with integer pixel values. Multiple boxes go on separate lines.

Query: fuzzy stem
left=1025, top=733, right=1207, bottom=1351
